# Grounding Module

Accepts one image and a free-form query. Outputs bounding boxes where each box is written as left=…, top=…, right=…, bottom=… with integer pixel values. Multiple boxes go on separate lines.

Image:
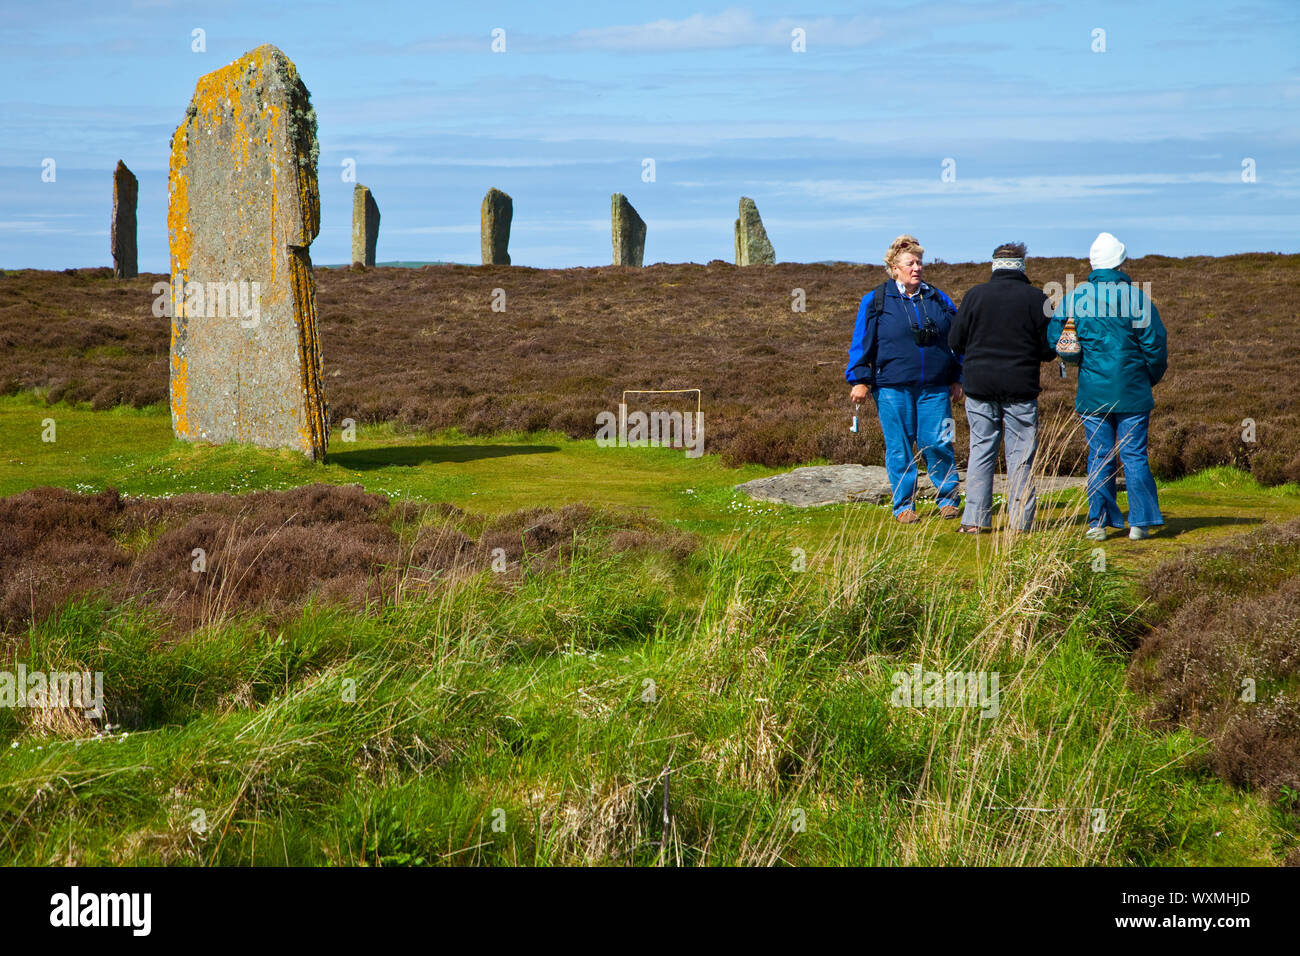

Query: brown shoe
left=895, top=510, right=920, bottom=524
left=939, top=505, right=960, bottom=520
left=957, top=524, right=989, bottom=534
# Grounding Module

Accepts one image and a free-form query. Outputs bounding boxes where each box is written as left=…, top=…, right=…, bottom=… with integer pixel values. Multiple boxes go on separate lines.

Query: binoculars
left=910, top=316, right=940, bottom=346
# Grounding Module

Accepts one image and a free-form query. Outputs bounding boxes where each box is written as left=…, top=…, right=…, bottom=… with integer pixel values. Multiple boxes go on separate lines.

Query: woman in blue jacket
left=1047, top=232, right=1168, bottom=541
left=846, top=234, right=963, bottom=523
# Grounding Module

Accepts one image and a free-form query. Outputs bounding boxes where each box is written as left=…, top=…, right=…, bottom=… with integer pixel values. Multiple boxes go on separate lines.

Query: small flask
left=850, top=404, right=860, bottom=433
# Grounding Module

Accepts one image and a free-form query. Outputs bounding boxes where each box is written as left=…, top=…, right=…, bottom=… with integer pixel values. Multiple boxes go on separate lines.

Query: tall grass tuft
left=0, top=465, right=1287, bottom=864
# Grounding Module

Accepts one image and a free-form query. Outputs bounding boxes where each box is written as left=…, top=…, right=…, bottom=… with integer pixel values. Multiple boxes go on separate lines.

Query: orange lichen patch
left=166, top=132, right=192, bottom=275
left=170, top=352, right=191, bottom=437
left=168, top=44, right=285, bottom=279
left=290, top=249, right=327, bottom=460
left=188, top=46, right=258, bottom=169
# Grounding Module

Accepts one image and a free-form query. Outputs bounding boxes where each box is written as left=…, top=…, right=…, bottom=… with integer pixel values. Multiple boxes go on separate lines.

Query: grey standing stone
left=611, top=193, right=646, bottom=267
left=481, top=187, right=513, bottom=265
left=351, top=184, right=380, bottom=267
left=735, top=196, right=775, bottom=265
left=111, top=160, right=138, bottom=279
left=166, top=44, right=328, bottom=461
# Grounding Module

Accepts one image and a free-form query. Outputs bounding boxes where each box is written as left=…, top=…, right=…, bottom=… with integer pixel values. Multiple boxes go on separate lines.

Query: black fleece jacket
left=948, top=270, right=1057, bottom=402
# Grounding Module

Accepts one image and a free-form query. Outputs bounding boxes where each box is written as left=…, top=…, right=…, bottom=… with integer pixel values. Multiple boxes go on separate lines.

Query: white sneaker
left=1129, top=526, right=1150, bottom=540
left=1085, top=526, right=1107, bottom=542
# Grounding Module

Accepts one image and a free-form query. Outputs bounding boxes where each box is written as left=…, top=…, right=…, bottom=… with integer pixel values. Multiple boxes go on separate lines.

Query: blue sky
left=2, top=0, right=1297, bottom=270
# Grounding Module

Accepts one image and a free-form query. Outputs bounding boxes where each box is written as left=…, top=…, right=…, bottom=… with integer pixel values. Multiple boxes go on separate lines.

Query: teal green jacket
left=1048, top=268, right=1168, bottom=415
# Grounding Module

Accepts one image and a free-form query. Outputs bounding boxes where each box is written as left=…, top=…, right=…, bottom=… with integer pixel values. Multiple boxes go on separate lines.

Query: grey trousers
left=962, top=397, right=1039, bottom=531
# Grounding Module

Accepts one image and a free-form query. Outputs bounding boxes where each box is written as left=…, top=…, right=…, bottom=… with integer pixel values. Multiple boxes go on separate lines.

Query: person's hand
left=850, top=383, right=869, bottom=403
left=950, top=382, right=964, bottom=403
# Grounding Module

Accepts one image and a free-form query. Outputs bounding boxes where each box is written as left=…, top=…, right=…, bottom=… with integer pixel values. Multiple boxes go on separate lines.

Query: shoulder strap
left=869, top=280, right=891, bottom=321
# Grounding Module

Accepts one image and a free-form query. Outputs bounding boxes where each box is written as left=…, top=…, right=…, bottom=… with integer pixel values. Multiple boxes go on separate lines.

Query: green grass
left=1, top=393, right=1297, bottom=865
left=7, top=392, right=1300, bottom=579
left=1, top=511, right=1288, bottom=865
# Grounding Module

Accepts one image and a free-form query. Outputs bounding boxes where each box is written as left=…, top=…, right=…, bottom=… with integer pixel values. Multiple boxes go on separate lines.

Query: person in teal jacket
left=1047, top=232, right=1168, bottom=540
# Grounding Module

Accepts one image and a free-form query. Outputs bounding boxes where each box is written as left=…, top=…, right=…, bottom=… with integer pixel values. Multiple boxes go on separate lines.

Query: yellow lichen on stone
left=166, top=43, right=327, bottom=461
left=170, top=352, right=191, bottom=437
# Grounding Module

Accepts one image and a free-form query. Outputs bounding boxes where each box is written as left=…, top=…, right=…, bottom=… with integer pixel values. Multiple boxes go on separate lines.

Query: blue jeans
left=873, top=385, right=960, bottom=515
left=1081, top=412, right=1163, bottom=528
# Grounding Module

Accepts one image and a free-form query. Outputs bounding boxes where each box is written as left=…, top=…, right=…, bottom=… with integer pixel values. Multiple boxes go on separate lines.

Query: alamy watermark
left=152, top=277, right=261, bottom=328
left=596, top=402, right=704, bottom=458
left=891, top=665, right=1000, bottom=719
left=1, top=665, right=104, bottom=717
left=1042, top=273, right=1153, bottom=328
left=50, top=886, right=150, bottom=936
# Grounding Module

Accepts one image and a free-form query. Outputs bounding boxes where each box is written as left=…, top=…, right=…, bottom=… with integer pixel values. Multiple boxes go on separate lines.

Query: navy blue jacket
left=845, top=281, right=962, bottom=388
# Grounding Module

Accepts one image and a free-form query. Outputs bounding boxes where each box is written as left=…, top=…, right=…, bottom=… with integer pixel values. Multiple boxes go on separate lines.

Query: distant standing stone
left=166, top=44, right=328, bottom=461
left=351, top=184, right=380, bottom=267
left=735, top=196, right=775, bottom=265
left=481, top=187, right=513, bottom=265
left=611, top=193, right=646, bottom=267
left=111, top=160, right=138, bottom=279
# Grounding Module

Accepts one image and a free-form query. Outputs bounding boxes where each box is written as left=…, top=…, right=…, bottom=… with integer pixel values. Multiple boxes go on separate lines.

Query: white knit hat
left=1089, top=232, right=1126, bottom=270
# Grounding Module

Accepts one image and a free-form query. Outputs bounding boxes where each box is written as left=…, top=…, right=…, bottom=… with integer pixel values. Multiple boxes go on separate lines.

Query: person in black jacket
left=948, top=242, right=1057, bottom=532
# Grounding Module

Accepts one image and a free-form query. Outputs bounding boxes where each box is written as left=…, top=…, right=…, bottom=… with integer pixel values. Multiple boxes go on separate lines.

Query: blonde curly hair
left=884, top=234, right=925, bottom=275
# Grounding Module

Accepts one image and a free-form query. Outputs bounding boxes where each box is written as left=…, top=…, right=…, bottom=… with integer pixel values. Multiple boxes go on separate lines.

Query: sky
left=1, top=0, right=1297, bottom=270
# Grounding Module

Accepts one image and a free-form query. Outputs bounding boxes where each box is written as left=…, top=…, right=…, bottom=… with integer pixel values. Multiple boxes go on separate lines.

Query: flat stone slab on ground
left=736, top=464, right=1116, bottom=508
left=736, top=464, right=892, bottom=507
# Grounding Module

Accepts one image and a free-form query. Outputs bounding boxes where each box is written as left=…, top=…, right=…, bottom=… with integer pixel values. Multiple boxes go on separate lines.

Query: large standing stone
left=111, top=160, right=138, bottom=279
left=611, top=193, right=646, bottom=267
left=481, top=187, right=512, bottom=265
left=735, top=196, right=775, bottom=265
left=351, top=184, right=380, bottom=267
left=166, top=44, right=328, bottom=461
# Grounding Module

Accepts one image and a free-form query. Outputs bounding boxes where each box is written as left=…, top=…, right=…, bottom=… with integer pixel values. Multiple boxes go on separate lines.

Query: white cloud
left=685, top=171, right=1281, bottom=206
left=0, top=220, right=72, bottom=234
left=569, top=7, right=885, bottom=52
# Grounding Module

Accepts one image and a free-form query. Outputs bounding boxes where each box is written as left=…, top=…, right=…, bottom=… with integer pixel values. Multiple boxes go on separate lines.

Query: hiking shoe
left=1129, top=525, right=1151, bottom=540
left=938, top=505, right=960, bottom=520
left=895, top=510, right=920, bottom=524
left=1085, top=526, right=1107, bottom=542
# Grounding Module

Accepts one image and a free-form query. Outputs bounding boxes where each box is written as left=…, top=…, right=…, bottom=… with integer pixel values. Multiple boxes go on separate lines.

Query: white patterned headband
left=992, top=257, right=1025, bottom=271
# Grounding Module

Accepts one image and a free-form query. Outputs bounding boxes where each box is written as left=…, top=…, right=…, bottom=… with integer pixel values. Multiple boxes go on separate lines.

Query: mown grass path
left=5, top=393, right=1299, bottom=582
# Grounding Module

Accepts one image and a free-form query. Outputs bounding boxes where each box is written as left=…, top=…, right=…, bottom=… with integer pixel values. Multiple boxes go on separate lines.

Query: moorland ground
left=1, top=258, right=1298, bottom=865
left=4, top=254, right=1299, bottom=481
